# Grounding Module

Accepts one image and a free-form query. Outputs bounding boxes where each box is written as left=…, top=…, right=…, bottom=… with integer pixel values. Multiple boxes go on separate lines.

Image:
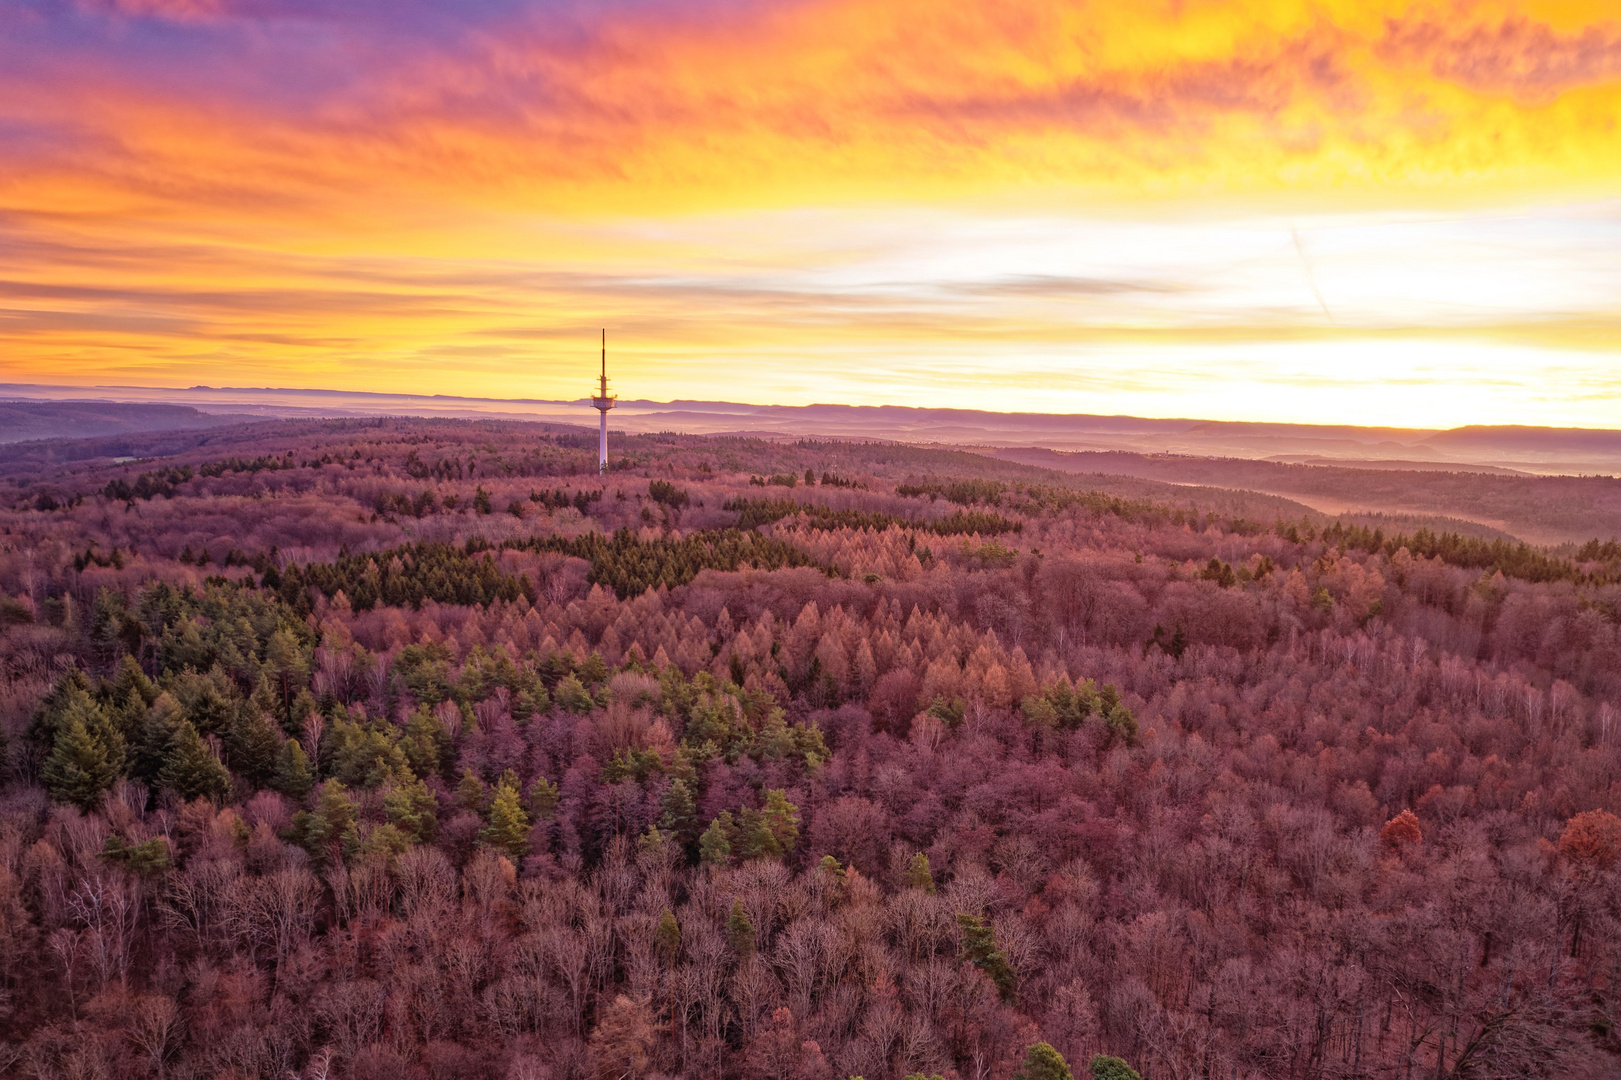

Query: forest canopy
left=0, top=416, right=1619, bottom=1080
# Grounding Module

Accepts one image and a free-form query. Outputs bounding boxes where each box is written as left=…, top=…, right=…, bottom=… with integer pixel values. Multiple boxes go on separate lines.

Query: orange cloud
left=1, top=0, right=1619, bottom=425
left=6, top=0, right=1621, bottom=223
left=77, top=0, right=225, bottom=19
left=1381, top=13, right=1621, bottom=102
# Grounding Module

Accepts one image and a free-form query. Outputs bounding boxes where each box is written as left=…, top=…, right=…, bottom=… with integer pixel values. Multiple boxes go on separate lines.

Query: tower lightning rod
left=591, top=328, right=616, bottom=474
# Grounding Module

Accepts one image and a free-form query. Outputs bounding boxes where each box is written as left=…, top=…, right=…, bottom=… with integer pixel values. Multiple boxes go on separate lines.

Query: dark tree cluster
left=524, top=529, right=825, bottom=599
left=727, top=498, right=1020, bottom=538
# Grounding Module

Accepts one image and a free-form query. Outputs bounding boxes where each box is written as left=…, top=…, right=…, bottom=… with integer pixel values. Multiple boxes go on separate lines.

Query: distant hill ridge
left=0, top=400, right=254, bottom=444
left=1, top=387, right=1618, bottom=476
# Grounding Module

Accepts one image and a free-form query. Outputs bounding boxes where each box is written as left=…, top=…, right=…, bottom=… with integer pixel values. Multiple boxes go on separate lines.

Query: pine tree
left=654, top=909, right=681, bottom=965
left=905, top=851, right=937, bottom=893
left=699, top=811, right=734, bottom=866
left=736, top=806, right=767, bottom=858
left=751, top=788, right=799, bottom=859
left=957, top=912, right=1017, bottom=1001
left=527, top=775, right=561, bottom=820
left=727, top=898, right=755, bottom=960
left=274, top=738, right=313, bottom=798
left=578, top=650, right=610, bottom=686
left=555, top=673, right=594, bottom=714
left=457, top=768, right=488, bottom=812
left=108, top=654, right=157, bottom=712
left=1088, top=1056, right=1142, bottom=1080
left=481, top=777, right=531, bottom=858
left=156, top=719, right=231, bottom=801
left=296, top=780, right=359, bottom=860
left=401, top=705, right=447, bottom=780
left=1014, top=1043, right=1074, bottom=1080
left=43, top=711, right=123, bottom=811
left=385, top=775, right=439, bottom=843
left=224, top=708, right=282, bottom=788
left=101, top=834, right=171, bottom=875
left=133, top=693, right=185, bottom=786
left=264, top=628, right=309, bottom=728
left=659, top=778, right=699, bottom=850
left=817, top=855, right=847, bottom=901
left=1104, top=702, right=1138, bottom=744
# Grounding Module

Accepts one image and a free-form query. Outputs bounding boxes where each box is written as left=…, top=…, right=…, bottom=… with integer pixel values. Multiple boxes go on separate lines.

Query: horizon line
left=9, top=380, right=1621, bottom=437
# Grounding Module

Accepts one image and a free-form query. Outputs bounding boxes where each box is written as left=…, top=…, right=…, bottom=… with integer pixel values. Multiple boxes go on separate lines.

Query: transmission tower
left=590, top=329, right=616, bottom=474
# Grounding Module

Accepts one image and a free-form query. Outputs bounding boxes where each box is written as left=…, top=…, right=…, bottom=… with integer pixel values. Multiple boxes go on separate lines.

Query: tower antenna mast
left=590, top=328, right=616, bottom=474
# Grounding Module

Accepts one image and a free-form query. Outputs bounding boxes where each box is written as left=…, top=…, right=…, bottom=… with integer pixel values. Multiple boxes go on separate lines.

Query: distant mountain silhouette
left=0, top=400, right=253, bottom=444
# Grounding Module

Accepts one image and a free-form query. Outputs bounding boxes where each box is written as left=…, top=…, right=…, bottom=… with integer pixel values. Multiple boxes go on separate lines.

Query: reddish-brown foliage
left=0, top=418, right=1618, bottom=1079
left=1379, top=808, right=1424, bottom=849
left=1559, top=809, right=1621, bottom=871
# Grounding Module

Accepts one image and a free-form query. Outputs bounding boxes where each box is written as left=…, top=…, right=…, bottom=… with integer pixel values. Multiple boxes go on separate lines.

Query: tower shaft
left=590, top=328, right=616, bottom=474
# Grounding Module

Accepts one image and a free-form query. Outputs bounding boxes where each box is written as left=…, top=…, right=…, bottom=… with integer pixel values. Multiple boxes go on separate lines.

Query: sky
left=2, top=0, right=1620, bottom=429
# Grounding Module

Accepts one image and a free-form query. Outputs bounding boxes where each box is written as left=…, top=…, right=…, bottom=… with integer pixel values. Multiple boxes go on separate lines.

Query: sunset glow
left=4, top=0, right=1621, bottom=425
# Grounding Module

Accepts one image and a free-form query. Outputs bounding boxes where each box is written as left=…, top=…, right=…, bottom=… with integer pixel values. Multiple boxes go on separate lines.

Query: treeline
left=100, top=465, right=194, bottom=502
left=198, top=453, right=302, bottom=477
left=896, top=477, right=1008, bottom=506
left=532, top=486, right=604, bottom=513
left=245, top=529, right=824, bottom=616
left=523, top=529, right=825, bottom=599
left=898, top=475, right=1246, bottom=533
left=900, top=472, right=1621, bottom=588
left=726, top=497, right=1021, bottom=536
left=372, top=485, right=602, bottom=520
left=102, top=454, right=312, bottom=504
left=276, top=542, right=533, bottom=614
left=1317, top=521, right=1621, bottom=587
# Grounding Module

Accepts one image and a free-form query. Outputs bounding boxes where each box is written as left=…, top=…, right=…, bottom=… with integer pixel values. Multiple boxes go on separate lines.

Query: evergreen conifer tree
left=400, top=705, right=446, bottom=779
left=385, top=775, right=439, bottom=843
left=481, top=776, right=531, bottom=858
left=225, top=708, right=282, bottom=787
left=296, top=780, right=359, bottom=860
left=699, top=811, right=735, bottom=866
left=905, top=852, right=937, bottom=893
left=109, top=654, right=158, bottom=712
left=957, top=912, right=1017, bottom=1001
left=742, top=788, right=798, bottom=859
left=133, top=693, right=185, bottom=786
left=30, top=670, right=96, bottom=746
left=1014, top=1043, right=1074, bottom=1080
left=156, top=719, right=231, bottom=801
left=727, top=898, right=755, bottom=960
left=43, top=712, right=122, bottom=810
left=457, top=768, right=488, bottom=812
left=1089, top=1056, right=1143, bottom=1080
left=659, top=778, right=699, bottom=850
left=555, top=673, right=594, bottom=714
left=654, top=909, right=681, bottom=965
left=274, top=738, right=313, bottom=798
left=578, top=650, right=609, bottom=686
left=264, top=628, right=309, bottom=727
left=527, top=775, right=561, bottom=820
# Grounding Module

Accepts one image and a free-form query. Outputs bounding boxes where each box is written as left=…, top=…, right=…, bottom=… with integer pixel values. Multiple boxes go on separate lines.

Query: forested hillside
left=1, top=418, right=1620, bottom=1079
left=991, top=447, right=1621, bottom=547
